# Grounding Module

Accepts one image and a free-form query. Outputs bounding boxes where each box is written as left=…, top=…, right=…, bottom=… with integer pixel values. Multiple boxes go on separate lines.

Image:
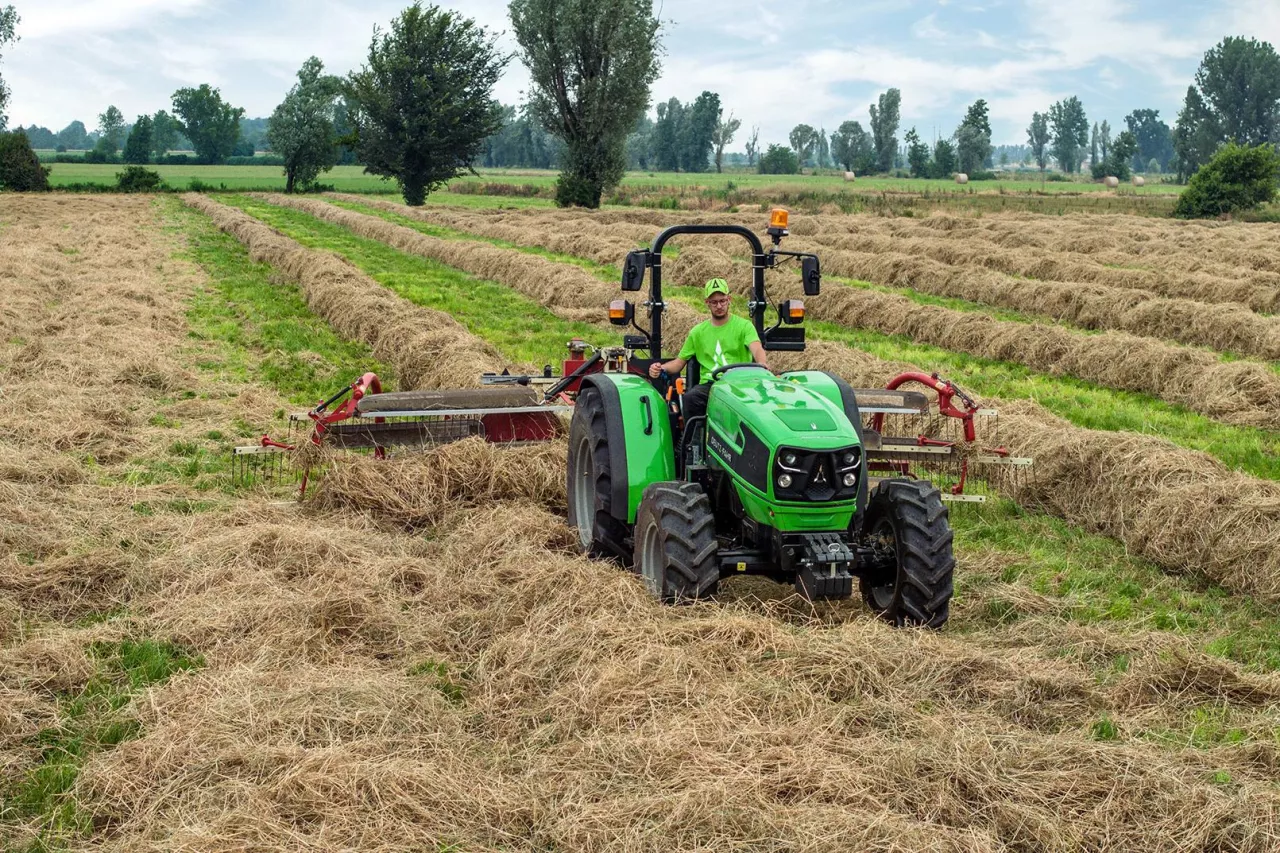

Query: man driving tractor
left=647, top=277, right=770, bottom=421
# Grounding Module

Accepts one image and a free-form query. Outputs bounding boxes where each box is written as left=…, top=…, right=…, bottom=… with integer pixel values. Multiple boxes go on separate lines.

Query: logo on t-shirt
left=712, top=339, right=727, bottom=369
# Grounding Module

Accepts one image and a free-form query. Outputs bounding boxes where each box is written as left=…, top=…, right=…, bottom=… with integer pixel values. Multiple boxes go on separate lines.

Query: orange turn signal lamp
left=609, top=299, right=635, bottom=326
left=779, top=299, right=805, bottom=325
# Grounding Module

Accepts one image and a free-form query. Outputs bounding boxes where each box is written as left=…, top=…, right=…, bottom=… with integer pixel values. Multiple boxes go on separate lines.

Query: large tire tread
left=859, top=479, right=954, bottom=629
left=567, top=387, right=630, bottom=563
left=634, top=481, right=719, bottom=602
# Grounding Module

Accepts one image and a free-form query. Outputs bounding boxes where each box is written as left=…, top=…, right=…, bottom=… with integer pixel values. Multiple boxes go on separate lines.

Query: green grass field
left=40, top=162, right=1182, bottom=202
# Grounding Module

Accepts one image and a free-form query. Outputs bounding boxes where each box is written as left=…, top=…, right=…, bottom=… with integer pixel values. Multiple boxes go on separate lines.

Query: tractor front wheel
left=634, top=482, right=719, bottom=603
left=858, top=479, right=954, bottom=628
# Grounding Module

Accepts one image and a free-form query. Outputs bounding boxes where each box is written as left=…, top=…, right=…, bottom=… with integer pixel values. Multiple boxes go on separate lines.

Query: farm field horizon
left=6, top=191, right=1280, bottom=850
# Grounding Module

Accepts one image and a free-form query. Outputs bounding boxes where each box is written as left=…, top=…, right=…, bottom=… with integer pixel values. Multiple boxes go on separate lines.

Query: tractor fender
left=579, top=373, right=676, bottom=524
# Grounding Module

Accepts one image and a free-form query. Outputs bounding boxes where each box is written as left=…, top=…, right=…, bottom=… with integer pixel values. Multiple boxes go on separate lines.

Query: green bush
left=116, top=166, right=165, bottom=193
left=0, top=129, right=51, bottom=191
left=757, top=144, right=800, bottom=175
left=1174, top=142, right=1280, bottom=219
left=1045, top=173, right=1070, bottom=182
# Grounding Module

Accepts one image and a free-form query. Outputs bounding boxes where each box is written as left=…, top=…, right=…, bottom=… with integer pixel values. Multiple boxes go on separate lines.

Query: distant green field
left=452, top=168, right=1185, bottom=196
left=41, top=162, right=1183, bottom=196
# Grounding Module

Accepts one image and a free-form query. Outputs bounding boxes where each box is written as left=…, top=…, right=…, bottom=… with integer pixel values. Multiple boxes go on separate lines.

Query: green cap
left=704, top=278, right=729, bottom=298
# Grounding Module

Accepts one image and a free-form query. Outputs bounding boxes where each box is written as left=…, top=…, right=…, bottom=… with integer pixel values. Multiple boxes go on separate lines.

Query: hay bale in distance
left=955, top=173, right=969, bottom=185
left=1132, top=176, right=1146, bottom=187
left=1105, top=176, right=1120, bottom=188
left=843, top=171, right=856, bottom=182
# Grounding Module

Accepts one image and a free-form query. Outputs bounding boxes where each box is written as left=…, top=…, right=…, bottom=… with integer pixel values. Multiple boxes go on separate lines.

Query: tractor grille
left=773, top=445, right=862, bottom=502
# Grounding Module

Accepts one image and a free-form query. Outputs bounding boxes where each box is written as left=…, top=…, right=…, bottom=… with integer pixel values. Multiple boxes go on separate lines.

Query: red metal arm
left=872, top=371, right=979, bottom=443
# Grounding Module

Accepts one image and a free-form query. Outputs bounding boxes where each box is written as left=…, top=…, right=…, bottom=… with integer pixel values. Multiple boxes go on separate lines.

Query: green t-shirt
left=678, top=315, right=760, bottom=377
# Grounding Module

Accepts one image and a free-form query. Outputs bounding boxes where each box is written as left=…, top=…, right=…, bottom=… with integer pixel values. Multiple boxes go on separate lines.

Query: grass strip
left=1, top=639, right=202, bottom=852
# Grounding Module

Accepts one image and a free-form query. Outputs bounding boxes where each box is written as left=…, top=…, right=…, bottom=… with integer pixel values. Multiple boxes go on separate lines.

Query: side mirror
left=622, top=250, right=649, bottom=292
left=801, top=256, right=821, bottom=296
left=609, top=299, right=635, bottom=326
left=778, top=299, right=805, bottom=325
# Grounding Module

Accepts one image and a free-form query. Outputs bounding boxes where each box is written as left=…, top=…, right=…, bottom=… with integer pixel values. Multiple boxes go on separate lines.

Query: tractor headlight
left=781, top=452, right=799, bottom=469
left=777, top=474, right=793, bottom=488
left=841, top=451, right=860, bottom=468
left=843, top=473, right=857, bottom=487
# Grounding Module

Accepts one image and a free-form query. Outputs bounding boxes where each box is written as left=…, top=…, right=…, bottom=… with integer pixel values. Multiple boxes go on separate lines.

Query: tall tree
left=904, top=127, right=930, bottom=177
left=1124, top=109, right=1174, bottom=173
left=172, top=84, right=245, bottom=164
left=744, top=125, right=759, bottom=166
left=0, top=5, right=16, bottom=131
left=830, top=119, right=872, bottom=173
left=348, top=3, right=506, bottom=205
left=151, top=110, right=179, bottom=158
left=1099, top=119, right=1111, bottom=163
left=956, top=99, right=992, bottom=172
left=1027, top=111, right=1051, bottom=177
left=1048, top=96, right=1089, bottom=173
left=814, top=128, right=830, bottom=168
left=1173, top=85, right=1219, bottom=181
left=57, top=120, right=88, bottom=150
left=710, top=108, right=740, bottom=173
left=624, top=112, right=654, bottom=170
left=869, top=88, right=901, bottom=173
left=679, top=90, right=719, bottom=172
left=122, top=114, right=153, bottom=164
left=1090, top=122, right=1099, bottom=166
left=788, top=123, right=818, bottom=166
left=97, top=105, right=125, bottom=153
left=931, top=137, right=956, bottom=178
left=652, top=97, right=683, bottom=171
left=1194, top=37, right=1280, bottom=145
left=269, top=56, right=342, bottom=192
left=510, top=0, right=661, bottom=207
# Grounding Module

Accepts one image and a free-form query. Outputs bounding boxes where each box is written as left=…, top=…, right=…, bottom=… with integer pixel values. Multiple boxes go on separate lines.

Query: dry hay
left=64, top=499, right=1280, bottom=852
left=8, top=196, right=1277, bottom=850
left=181, top=194, right=513, bottom=388
left=313, top=437, right=567, bottom=529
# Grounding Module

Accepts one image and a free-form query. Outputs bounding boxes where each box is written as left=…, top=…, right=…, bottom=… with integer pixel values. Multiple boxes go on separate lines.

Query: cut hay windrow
left=788, top=242, right=1280, bottom=360
left=249, top=193, right=709, bottom=345
left=181, top=194, right=508, bottom=389
left=352, top=201, right=1280, bottom=357
left=248, top=196, right=1280, bottom=601
left=666, top=244, right=1280, bottom=431
left=326, top=192, right=655, bottom=265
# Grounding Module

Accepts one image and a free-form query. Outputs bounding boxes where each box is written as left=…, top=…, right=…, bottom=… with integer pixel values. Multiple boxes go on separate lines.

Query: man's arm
left=748, top=340, right=769, bottom=369
left=648, top=355, right=688, bottom=378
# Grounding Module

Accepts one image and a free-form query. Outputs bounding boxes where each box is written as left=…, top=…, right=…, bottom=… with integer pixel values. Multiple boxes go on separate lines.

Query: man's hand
left=648, top=362, right=664, bottom=379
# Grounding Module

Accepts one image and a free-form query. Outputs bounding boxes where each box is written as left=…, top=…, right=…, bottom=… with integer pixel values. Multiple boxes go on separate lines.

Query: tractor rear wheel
left=858, top=479, right=954, bottom=628
left=567, top=386, right=630, bottom=563
left=634, top=482, right=719, bottom=603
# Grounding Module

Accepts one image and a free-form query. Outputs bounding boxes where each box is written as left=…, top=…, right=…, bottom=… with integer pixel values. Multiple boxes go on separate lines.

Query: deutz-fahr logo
left=708, top=432, right=733, bottom=463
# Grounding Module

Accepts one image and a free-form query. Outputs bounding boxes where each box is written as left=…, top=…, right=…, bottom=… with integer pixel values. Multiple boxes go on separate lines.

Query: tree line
left=4, top=0, right=1280, bottom=208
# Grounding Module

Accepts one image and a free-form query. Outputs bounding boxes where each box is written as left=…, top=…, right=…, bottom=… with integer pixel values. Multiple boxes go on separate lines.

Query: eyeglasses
left=707, top=296, right=730, bottom=306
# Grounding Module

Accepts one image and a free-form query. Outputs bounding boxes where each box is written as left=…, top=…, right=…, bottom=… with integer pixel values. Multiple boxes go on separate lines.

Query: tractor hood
left=706, top=368, right=861, bottom=452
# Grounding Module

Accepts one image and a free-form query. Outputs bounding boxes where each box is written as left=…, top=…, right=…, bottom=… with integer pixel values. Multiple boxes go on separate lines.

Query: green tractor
left=567, top=213, right=955, bottom=628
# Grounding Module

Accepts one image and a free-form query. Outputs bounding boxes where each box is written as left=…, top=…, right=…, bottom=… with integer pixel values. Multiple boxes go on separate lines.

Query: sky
left=3, top=0, right=1278, bottom=148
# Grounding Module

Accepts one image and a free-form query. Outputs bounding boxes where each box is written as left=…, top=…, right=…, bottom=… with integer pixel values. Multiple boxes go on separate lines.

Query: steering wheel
left=711, top=363, right=767, bottom=381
